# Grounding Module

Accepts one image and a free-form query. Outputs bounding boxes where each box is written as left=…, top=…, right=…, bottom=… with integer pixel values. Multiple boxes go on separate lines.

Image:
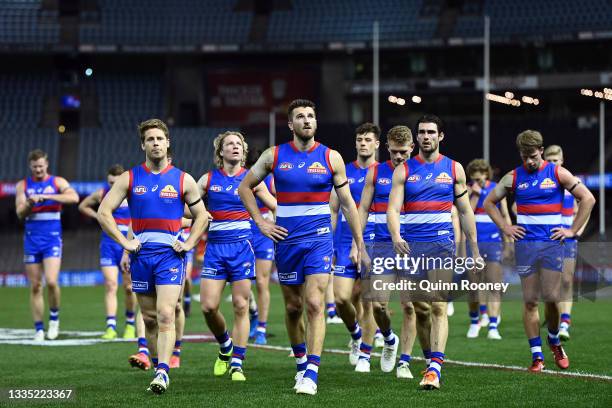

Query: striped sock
left=348, top=322, right=362, bottom=341
left=157, top=362, right=169, bottom=374
left=125, top=310, right=135, bottom=326
left=423, top=348, right=432, bottom=366
left=327, top=303, right=337, bottom=318
left=560, top=313, right=571, bottom=330
left=399, top=353, right=411, bottom=364
left=215, top=331, right=233, bottom=355
left=469, top=311, right=479, bottom=325
left=548, top=329, right=561, bottom=346
left=303, top=354, right=320, bottom=383
left=479, top=304, right=488, bottom=315
left=106, top=315, right=117, bottom=330
left=256, top=321, right=267, bottom=334
left=230, top=346, right=246, bottom=369
left=489, top=316, right=499, bottom=330
left=528, top=336, right=544, bottom=361
left=292, top=343, right=308, bottom=372
left=358, top=342, right=372, bottom=361
left=138, top=337, right=149, bottom=355
left=427, top=352, right=444, bottom=378
left=49, top=308, right=59, bottom=321
left=173, top=340, right=181, bottom=357
left=381, top=328, right=395, bottom=345
left=34, top=321, right=44, bottom=332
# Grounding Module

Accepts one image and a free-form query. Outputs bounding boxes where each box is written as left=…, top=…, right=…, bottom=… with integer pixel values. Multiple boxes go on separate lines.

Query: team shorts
left=400, top=239, right=455, bottom=278
left=275, top=239, right=333, bottom=285
left=333, top=241, right=360, bottom=280
left=100, top=239, right=124, bottom=267
left=466, top=241, right=502, bottom=264
left=515, top=241, right=563, bottom=276
left=23, top=232, right=62, bottom=264
left=201, top=240, right=255, bottom=283
left=184, top=248, right=195, bottom=265
left=252, top=229, right=274, bottom=261
left=563, top=240, right=577, bottom=260
left=130, top=249, right=185, bottom=293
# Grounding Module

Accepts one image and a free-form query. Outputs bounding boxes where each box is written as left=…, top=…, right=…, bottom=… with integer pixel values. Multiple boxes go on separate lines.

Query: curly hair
left=466, top=158, right=493, bottom=180
left=213, top=131, right=249, bottom=168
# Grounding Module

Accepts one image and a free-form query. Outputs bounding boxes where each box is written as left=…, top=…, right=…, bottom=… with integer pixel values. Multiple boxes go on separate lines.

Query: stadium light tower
left=373, top=20, right=380, bottom=127
left=483, top=15, right=490, bottom=163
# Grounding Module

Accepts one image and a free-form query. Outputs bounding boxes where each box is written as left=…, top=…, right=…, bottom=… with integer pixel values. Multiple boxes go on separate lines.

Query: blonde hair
left=386, top=125, right=413, bottom=145
left=213, top=131, right=249, bottom=168
left=138, top=118, right=169, bottom=143
left=466, top=158, right=493, bottom=180
left=516, top=130, right=543, bottom=152
left=544, top=144, right=563, bottom=159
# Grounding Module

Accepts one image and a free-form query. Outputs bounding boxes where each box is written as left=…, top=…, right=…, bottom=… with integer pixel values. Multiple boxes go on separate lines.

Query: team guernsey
left=562, top=190, right=577, bottom=259
left=401, top=155, right=455, bottom=275
left=334, top=161, right=376, bottom=279
left=512, top=161, right=564, bottom=275
left=473, top=180, right=502, bottom=263
left=100, top=186, right=130, bottom=267
left=202, top=167, right=255, bottom=282
left=251, top=174, right=275, bottom=261
left=179, top=227, right=195, bottom=265
left=127, top=163, right=186, bottom=293
left=23, top=175, right=63, bottom=263
left=272, top=141, right=334, bottom=285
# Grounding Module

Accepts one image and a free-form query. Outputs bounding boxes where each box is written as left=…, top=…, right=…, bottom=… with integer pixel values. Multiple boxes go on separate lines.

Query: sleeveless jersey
left=371, top=160, right=396, bottom=242
left=474, top=180, right=502, bottom=242
left=512, top=161, right=563, bottom=241
left=101, top=185, right=130, bottom=240
left=24, top=175, right=62, bottom=234
left=273, top=141, right=334, bottom=244
left=562, top=190, right=576, bottom=243
left=336, top=161, right=376, bottom=246
left=128, top=163, right=185, bottom=253
left=402, top=154, right=455, bottom=242
left=206, top=167, right=252, bottom=243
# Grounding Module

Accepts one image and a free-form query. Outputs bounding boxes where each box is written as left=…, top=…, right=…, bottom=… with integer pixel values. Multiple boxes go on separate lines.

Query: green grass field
left=1, top=285, right=611, bottom=407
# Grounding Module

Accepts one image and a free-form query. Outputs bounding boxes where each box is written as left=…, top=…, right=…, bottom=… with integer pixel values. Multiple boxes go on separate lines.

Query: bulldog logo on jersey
left=539, top=178, right=557, bottom=189
left=435, top=172, right=453, bottom=184
left=43, top=186, right=55, bottom=194
left=134, top=185, right=147, bottom=195
left=407, top=174, right=421, bottom=183
left=159, top=184, right=179, bottom=199
left=279, top=162, right=294, bottom=171
left=307, top=162, right=328, bottom=174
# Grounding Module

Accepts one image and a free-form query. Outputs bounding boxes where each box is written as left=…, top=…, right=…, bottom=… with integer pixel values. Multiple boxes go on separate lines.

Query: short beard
left=294, top=129, right=315, bottom=141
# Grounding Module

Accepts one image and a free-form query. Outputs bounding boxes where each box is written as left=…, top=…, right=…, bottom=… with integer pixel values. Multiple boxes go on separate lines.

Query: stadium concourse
left=1, top=0, right=612, bottom=406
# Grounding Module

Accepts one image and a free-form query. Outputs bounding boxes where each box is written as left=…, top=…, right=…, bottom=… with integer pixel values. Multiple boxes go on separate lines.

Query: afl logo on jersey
left=134, top=185, right=147, bottom=195
left=378, top=178, right=391, bottom=185
left=159, top=184, right=179, bottom=199
left=539, top=178, right=557, bottom=189
left=435, top=172, right=453, bottom=184
left=517, top=182, right=529, bottom=190
left=210, top=185, right=222, bottom=192
left=279, top=162, right=294, bottom=171
left=307, top=162, right=328, bottom=174
left=407, top=174, right=421, bottom=183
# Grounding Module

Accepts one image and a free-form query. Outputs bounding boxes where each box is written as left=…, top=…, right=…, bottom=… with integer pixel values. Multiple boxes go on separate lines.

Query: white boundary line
left=250, top=343, right=612, bottom=382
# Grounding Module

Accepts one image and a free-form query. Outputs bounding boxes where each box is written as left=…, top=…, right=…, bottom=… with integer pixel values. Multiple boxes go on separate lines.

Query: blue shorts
left=369, top=241, right=397, bottom=276
left=185, top=249, right=195, bottom=265
left=333, top=241, right=359, bottom=280
left=515, top=241, right=563, bottom=276
left=201, top=241, right=255, bottom=283
left=23, top=232, right=62, bottom=264
left=467, top=241, right=502, bottom=264
left=402, top=239, right=455, bottom=278
left=252, top=230, right=274, bottom=261
left=130, top=249, right=185, bottom=293
left=276, top=239, right=333, bottom=285
left=563, top=240, right=577, bottom=260
left=100, top=239, right=124, bottom=268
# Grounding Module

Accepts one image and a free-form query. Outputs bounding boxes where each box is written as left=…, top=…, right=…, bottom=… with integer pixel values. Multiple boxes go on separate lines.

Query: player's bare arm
left=98, top=171, right=139, bottom=252
left=551, top=167, right=595, bottom=240
left=329, top=187, right=340, bottom=233
left=78, top=189, right=103, bottom=219
left=42, top=177, right=79, bottom=204
left=172, top=174, right=208, bottom=252
left=254, top=180, right=277, bottom=212
left=15, top=180, right=34, bottom=220
left=454, top=162, right=481, bottom=259
left=388, top=163, right=409, bottom=255
left=484, top=170, right=525, bottom=240
left=239, top=147, right=287, bottom=242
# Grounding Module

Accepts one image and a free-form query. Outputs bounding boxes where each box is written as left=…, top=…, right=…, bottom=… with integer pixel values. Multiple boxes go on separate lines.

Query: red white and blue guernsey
left=368, top=160, right=399, bottom=268
left=512, top=161, right=564, bottom=274
left=251, top=174, right=275, bottom=261
left=472, top=181, right=502, bottom=263
left=23, top=175, right=63, bottom=263
left=272, top=141, right=335, bottom=285
left=202, top=167, right=255, bottom=282
left=179, top=227, right=195, bottom=265
left=127, top=163, right=186, bottom=293
left=100, top=186, right=130, bottom=268
left=334, top=161, right=377, bottom=279
left=561, top=190, right=577, bottom=259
